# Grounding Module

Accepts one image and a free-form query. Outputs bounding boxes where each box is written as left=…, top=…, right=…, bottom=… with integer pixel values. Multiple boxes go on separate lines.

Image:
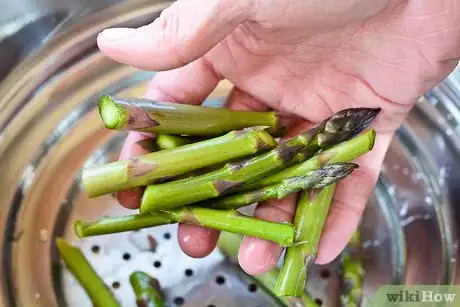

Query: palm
left=97, top=0, right=459, bottom=274
left=205, top=0, right=456, bottom=127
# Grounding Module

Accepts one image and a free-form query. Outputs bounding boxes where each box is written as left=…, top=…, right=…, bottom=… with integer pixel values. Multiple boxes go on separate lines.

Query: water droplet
left=393, top=164, right=400, bottom=171
left=403, top=168, right=410, bottom=176
left=451, top=258, right=457, bottom=263
left=22, top=165, right=36, bottom=190
left=427, top=187, right=433, bottom=193
left=425, top=196, right=433, bottom=205
left=388, top=185, right=396, bottom=196
left=401, top=216, right=416, bottom=227
left=423, top=214, right=431, bottom=220
left=440, top=167, right=447, bottom=178
left=362, top=240, right=372, bottom=249
left=372, top=240, right=380, bottom=247
left=446, top=129, right=454, bottom=136
left=399, top=201, right=408, bottom=217
left=39, top=229, right=48, bottom=243
left=412, top=172, right=423, bottom=182
left=34, top=293, right=40, bottom=299
left=439, top=177, right=446, bottom=186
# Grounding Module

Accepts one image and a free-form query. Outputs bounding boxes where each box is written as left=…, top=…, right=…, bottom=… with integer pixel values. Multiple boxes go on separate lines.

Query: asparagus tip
left=99, top=95, right=127, bottom=129
left=74, top=220, right=85, bottom=238
left=308, top=162, right=358, bottom=188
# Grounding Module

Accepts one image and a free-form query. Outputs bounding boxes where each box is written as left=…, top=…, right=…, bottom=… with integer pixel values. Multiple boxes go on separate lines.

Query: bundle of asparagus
left=64, top=95, right=378, bottom=303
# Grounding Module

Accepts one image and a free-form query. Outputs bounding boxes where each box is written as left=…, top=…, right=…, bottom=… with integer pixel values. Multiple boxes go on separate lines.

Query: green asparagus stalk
left=98, top=95, right=286, bottom=135
left=243, top=129, right=375, bottom=191
left=82, top=127, right=276, bottom=197
left=55, top=238, right=120, bottom=307
left=74, top=214, right=175, bottom=237
left=217, top=232, right=319, bottom=307
left=156, top=134, right=189, bottom=150
left=140, top=107, right=378, bottom=213
left=204, top=163, right=357, bottom=209
left=75, top=208, right=294, bottom=246
left=163, top=207, right=294, bottom=246
left=140, top=133, right=313, bottom=212
left=341, top=231, right=364, bottom=307
left=129, top=271, right=165, bottom=307
left=275, top=185, right=336, bottom=297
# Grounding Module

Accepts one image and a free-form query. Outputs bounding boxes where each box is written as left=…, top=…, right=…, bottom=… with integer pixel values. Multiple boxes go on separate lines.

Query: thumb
left=97, top=0, right=251, bottom=71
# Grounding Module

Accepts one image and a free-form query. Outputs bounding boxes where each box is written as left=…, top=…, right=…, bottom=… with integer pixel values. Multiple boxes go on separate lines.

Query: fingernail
left=239, top=238, right=279, bottom=275
left=99, top=28, right=136, bottom=41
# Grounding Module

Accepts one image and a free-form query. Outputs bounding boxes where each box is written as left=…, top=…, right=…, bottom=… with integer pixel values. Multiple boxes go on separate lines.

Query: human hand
left=97, top=0, right=460, bottom=275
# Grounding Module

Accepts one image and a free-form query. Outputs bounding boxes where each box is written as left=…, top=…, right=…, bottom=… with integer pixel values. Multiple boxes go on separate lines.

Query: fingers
left=115, top=58, right=221, bottom=210
left=145, top=58, right=222, bottom=104
left=177, top=224, right=220, bottom=258
left=97, top=0, right=251, bottom=71
left=315, top=132, right=393, bottom=264
left=238, top=194, right=298, bottom=275
left=224, top=87, right=268, bottom=111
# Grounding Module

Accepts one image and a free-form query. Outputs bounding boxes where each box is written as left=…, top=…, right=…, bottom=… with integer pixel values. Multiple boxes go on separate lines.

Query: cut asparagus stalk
left=130, top=271, right=165, bottom=307
left=341, top=231, right=364, bottom=307
left=55, top=238, right=120, bottom=307
left=74, top=214, right=175, bottom=237
left=140, top=107, right=378, bottom=212
left=140, top=131, right=314, bottom=212
left=82, top=127, right=276, bottom=197
left=205, top=163, right=357, bottom=209
left=217, top=232, right=319, bottom=307
left=275, top=185, right=336, bottom=297
left=156, top=134, right=189, bottom=150
left=244, top=129, right=375, bottom=191
left=163, top=207, right=294, bottom=246
left=74, top=208, right=294, bottom=246
left=99, top=95, right=284, bottom=135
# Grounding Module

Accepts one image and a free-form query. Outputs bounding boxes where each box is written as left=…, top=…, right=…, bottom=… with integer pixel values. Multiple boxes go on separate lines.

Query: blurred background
left=0, top=1, right=459, bottom=306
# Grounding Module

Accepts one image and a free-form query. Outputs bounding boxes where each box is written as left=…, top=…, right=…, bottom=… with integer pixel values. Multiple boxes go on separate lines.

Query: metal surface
left=0, top=1, right=459, bottom=306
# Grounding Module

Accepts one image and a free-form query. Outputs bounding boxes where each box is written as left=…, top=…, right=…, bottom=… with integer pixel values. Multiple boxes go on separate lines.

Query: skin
left=97, top=0, right=460, bottom=275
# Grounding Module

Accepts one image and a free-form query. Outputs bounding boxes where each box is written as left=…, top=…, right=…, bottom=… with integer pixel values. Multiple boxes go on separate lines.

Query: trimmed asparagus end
left=55, top=237, right=68, bottom=252
left=99, top=95, right=128, bottom=129
left=254, top=128, right=278, bottom=150
left=74, top=220, right=85, bottom=238
left=368, top=129, right=376, bottom=150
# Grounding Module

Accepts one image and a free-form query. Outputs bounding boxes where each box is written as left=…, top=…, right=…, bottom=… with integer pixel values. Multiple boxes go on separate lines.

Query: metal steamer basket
left=0, top=1, right=459, bottom=306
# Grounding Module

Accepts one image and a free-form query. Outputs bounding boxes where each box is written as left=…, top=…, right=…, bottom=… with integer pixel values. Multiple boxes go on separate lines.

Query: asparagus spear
left=82, top=127, right=276, bottom=197
left=99, top=95, right=285, bottom=135
left=55, top=238, right=120, bottom=307
left=217, top=232, right=319, bottom=307
left=275, top=185, right=336, bottom=297
left=140, top=131, right=314, bottom=212
left=204, top=163, right=357, bottom=209
left=243, top=129, right=375, bottom=191
left=130, top=271, right=165, bottom=307
left=140, top=107, right=378, bottom=212
left=74, top=214, right=175, bottom=237
left=75, top=208, right=294, bottom=246
left=156, top=134, right=189, bottom=150
left=340, top=231, right=364, bottom=307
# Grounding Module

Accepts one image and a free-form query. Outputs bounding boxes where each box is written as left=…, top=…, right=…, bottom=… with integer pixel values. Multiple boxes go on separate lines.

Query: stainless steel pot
left=0, top=1, right=459, bottom=306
